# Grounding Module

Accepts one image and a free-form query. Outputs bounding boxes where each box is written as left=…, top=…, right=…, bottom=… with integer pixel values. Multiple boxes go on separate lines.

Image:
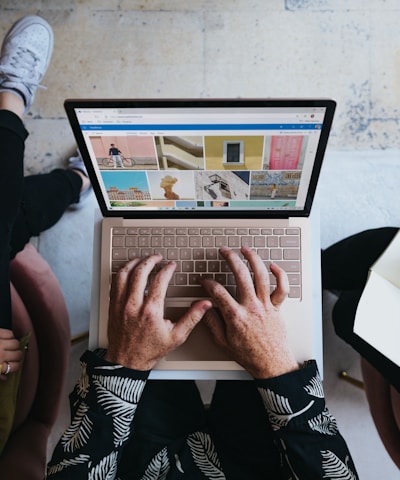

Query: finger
left=2, top=338, right=21, bottom=352
left=269, top=262, right=289, bottom=307
left=0, top=360, right=21, bottom=375
left=202, top=308, right=229, bottom=349
left=126, top=254, right=163, bottom=306
left=201, top=277, right=238, bottom=314
left=146, top=261, right=176, bottom=306
left=111, top=257, right=142, bottom=307
left=2, top=349, right=24, bottom=362
left=241, top=246, right=270, bottom=300
left=8, top=360, right=22, bottom=372
left=172, top=300, right=212, bottom=343
left=219, top=246, right=254, bottom=299
left=0, top=329, right=15, bottom=340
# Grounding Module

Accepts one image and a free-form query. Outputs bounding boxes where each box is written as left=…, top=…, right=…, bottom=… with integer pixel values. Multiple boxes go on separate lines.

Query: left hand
left=105, top=255, right=212, bottom=370
left=0, top=329, right=24, bottom=380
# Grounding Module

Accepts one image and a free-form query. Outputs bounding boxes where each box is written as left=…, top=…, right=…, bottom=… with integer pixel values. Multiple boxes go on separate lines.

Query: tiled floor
left=2, top=3, right=400, bottom=478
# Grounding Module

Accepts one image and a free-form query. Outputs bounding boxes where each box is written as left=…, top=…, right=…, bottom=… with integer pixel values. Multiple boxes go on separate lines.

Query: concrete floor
left=2, top=3, right=400, bottom=477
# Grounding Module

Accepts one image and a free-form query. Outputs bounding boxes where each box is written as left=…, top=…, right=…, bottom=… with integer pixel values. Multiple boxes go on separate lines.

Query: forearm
left=47, top=350, right=150, bottom=479
left=256, top=361, right=359, bottom=479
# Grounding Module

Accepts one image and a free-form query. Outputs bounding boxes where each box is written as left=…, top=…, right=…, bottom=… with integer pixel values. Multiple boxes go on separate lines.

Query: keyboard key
left=113, top=228, right=126, bottom=235
left=283, top=249, right=300, bottom=260
left=126, top=236, right=137, bottom=247
left=112, top=248, right=127, bottom=260
left=167, top=286, right=209, bottom=297
left=267, top=236, right=279, bottom=247
left=167, top=285, right=236, bottom=297
left=289, top=286, right=301, bottom=298
left=275, top=261, right=300, bottom=272
left=167, top=249, right=179, bottom=260
left=280, top=236, right=300, bottom=247
left=228, top=236, right=240, bottom=247
left=112, top=236, right=125, bottom=247
left=182, top=261, right=194, bottom=272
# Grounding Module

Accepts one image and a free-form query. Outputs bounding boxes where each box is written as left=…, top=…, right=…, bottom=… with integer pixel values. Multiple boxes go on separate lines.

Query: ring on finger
left=2, top=362, right=11, bottom=375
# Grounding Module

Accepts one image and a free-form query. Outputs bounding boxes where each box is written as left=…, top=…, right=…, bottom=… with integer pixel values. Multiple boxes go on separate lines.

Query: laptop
left=64, top=98, right=336, bottom=378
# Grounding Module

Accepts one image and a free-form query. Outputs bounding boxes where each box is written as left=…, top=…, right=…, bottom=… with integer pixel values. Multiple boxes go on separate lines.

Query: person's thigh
left=322, top=227, right=398, bottom=291
left=118, top=380, right=206, bottom=477
left=208, top=380, right=280, bottom=479
left=0, top=111, right=27, bottom=328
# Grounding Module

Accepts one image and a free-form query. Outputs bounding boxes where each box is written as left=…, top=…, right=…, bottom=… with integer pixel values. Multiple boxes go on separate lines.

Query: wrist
left=104, top=348, right=154, bottom=371
left=250, top=361, right=299, bottom=380
left=247, top=350, right=299, bottom=379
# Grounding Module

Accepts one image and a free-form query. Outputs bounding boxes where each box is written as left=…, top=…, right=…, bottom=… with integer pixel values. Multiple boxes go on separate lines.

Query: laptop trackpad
left=165, top=307, right=230, bottom=362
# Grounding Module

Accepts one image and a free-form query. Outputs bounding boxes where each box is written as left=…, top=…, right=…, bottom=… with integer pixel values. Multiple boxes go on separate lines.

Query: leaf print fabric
left=47, top=354, right=359, bottom=480
left=187, top=432, right=226, bottom=479
left=61, top=402, right=92, bottom=452
left=321, top=451, right=358, bottom=479
left=93, top=374, right=145, bottom=447
left=309, top=408, right=339, bottom=436
left=257, top=387, right=314, bottom=431
left=140, top=448, right=170, bottom=480
left=255, top=361, right=359, bottom=479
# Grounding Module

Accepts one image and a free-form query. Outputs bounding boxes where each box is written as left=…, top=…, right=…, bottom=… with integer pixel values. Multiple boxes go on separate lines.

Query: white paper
left=371, top=230, right=400, bottom=288
left=354, top=270, right=400, bottom=366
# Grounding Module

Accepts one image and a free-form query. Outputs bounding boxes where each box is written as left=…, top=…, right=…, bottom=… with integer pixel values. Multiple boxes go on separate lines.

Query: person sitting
left=47, top=246, right=359, bottom=479
left=0, top=15, right=91, bottom=379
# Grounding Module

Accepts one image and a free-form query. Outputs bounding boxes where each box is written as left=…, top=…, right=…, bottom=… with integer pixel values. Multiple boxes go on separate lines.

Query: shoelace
left=0, top=46, right=46, bottom=89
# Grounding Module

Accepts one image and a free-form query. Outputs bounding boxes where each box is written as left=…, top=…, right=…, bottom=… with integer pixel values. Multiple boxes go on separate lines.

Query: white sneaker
left=0, top=15, right=54, bottom=112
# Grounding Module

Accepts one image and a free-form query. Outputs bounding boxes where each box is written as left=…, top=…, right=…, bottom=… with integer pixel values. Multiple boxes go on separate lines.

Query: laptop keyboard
left=111, top=226, right=301, bottom=299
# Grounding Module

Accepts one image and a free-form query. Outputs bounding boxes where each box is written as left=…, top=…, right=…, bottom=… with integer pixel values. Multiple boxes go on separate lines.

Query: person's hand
left=201, top=246, right=299, bottom=379
left=105, top=255, right=212, bottom=370
left=0, top=329, right=24, bottom=380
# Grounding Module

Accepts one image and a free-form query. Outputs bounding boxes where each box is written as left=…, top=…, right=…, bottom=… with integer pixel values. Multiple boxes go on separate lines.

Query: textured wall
left=2, top=0, right=400, bottom=170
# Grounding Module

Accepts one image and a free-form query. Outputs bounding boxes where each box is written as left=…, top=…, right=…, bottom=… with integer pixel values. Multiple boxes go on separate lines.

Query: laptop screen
left=64, top=99, right=336, bottom=219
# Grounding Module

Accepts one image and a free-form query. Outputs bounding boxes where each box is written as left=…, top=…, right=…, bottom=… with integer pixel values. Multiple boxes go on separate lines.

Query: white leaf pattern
left=77, top=361, right=89, bottom=398
left=279, top=439, right=300, bottom=480
left=94, top=375, right=146, bottom=403
left=321, top=451, right=357, bottom=479
left=304, top=372, right=324, bottom=398
left=308, top=408, right=339, bottom=436
left=187, top=432, right=226, bottom=479
left=258, top=388, right=314, bottom=431
left=140, top=447, right=170, bottom=480
left=47, top=454, right=90, bottom=475
left=88, top=451, right=118, bottom=480
left=93, top=375, right=145, bottom=447
left=61, top=402, right=93, bottom=453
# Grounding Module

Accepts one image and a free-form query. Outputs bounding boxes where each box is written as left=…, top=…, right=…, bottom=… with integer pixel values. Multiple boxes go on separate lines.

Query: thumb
left=173, top=300, right=212, bottom=341
left=203, top=308, right=227, bottom=347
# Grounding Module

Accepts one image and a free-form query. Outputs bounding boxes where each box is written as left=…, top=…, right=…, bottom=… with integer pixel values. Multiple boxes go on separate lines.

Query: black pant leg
left=0, top=110, right=28, bottom=329
left=9, top=169, right=81, bottom=258
left=118, top=380, right=206, bottom=478
left=207, top=380, right=280, bottom=480
left=321, top=227, right=398, bottom=290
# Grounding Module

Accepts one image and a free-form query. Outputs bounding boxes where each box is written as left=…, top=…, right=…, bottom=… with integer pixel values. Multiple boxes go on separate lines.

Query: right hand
left=0, top=329, right=24, bottom=379
left=201, top=246, right=299, bottom=379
